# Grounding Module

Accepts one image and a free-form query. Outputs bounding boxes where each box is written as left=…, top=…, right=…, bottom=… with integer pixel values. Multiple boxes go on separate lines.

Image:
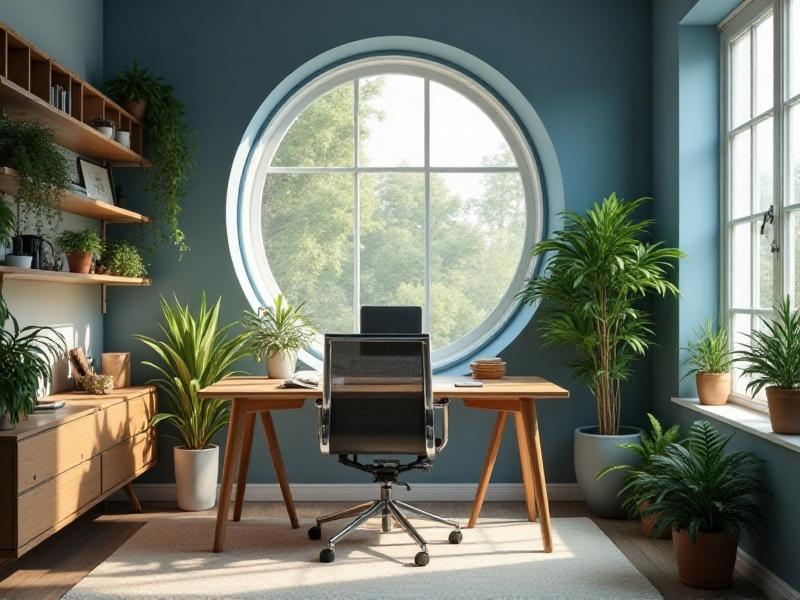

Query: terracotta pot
left=123, top=99, right=147, bottom=121
left=696, top=373, right=731, bottom=405
left=766, top=387, right=800, bottom=434
left=65, top=251, right=93, bottom=274
left=639, top=502, right=669, bottom=539
left=672, top=529, right=737, bottom=589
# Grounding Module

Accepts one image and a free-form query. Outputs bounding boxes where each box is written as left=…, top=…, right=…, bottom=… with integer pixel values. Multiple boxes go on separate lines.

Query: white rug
left=65, top=516, right=661, bottom=599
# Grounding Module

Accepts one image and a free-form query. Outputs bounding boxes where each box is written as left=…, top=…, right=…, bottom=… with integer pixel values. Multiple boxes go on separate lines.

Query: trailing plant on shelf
left=0, top=117, right=70, bottom=235
left=100, top=241, right=147, bottom=278
left=241, top=294, right=314, bottom=378
left=682, top=320, right=735, bottom=406
left=0, top=297, right=66, bottom=428
left=738, top=297, right=800, bottom=433
left=106, top=62, right=195, bottom=258
left=56, top=228, right=104, bottom=274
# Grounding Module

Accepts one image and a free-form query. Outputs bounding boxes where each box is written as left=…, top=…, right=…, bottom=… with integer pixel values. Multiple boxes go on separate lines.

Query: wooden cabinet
left=0, top=387, right=157, bottom=558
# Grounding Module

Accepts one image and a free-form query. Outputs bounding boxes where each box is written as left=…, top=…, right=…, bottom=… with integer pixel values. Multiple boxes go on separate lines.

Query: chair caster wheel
left=448, top=530, right=462, bottom=544
left=308, top=526, right=321, bottom=540
left=414, top=551, right=430, bottom=567
left=320, top=548, right=335, bottom=563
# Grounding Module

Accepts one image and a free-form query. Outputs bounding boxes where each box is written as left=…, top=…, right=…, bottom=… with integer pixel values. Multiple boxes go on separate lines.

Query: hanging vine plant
left=106, top=63, right=195, bottom=258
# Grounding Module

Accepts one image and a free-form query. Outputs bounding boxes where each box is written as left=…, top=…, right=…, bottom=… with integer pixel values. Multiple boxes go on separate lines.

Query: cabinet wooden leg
left=213, top=398, right=247, bottom=552
left=233, top=412, right=256, bottom=522
left=468, top=411, right=508, bottom=528
left=260, top=411, right=299, bottom=529
left=123, top=483, right=142, bottom=513
left=521, top=399, right=552, bottom=552
left=514, top=412, right=537, bottom=522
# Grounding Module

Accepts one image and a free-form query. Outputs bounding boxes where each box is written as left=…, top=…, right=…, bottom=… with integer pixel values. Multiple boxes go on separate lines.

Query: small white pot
left=4, top=255, right=32, bottom=268
left=267, top=350, right=297, bottom=379
left=115, top=130, right=131, bottom=147
left=95, top=125, right=114, bottom=138
left=174, top=445, right=219, bottom=511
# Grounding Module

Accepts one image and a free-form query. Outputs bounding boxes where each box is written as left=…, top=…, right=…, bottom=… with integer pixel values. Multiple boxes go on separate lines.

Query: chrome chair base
left=308, top=482, right=462, bottom=566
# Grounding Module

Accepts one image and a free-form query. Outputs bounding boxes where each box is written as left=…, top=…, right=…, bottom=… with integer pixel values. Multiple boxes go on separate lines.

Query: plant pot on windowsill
left=4, top=254, right=32, bottom=268
left=696, top=372, right=730, bottom=406
left=765, top=387, right=800, bottom=434
left=673, top=529, right=738, bottom=589
left=65, top=252, right=93, bottom=274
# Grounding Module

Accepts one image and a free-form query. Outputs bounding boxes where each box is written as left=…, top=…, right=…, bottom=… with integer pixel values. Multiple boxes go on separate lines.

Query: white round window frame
left=238, top=55, right=543, bottom=371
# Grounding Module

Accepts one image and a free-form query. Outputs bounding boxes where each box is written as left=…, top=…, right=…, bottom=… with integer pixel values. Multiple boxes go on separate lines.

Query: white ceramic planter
left=95, top=125, right=114, bottom=138
left=4, top=255, right=32, bottom=268
left=115, top=130, right=131, bottom=147
left=174, top=445, right=219, bottom=511
left=267, top=350, right=297, bottom=379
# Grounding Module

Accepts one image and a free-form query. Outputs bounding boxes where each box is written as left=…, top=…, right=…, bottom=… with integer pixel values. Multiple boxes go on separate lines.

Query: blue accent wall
left=101, top=0, right=654, bottom=486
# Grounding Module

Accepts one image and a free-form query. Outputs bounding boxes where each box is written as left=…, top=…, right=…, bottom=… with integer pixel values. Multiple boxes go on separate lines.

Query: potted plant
left=56, top=229, right=104, bottom=274
left=643, top=420, right=764, bottom=589
left=682, top=320, right=734, bottom=405
left=106, top=62, right=195, bottom=257
left=115, top=129, right=131, bottom=148
left=0, top=117, right=70, bottom=237
left=99, top=241, right=147, bottom=278
left=136, top=294, right=250, bottom=511
left=241, top=294, right=314, bottom=379
left=518, top=194, right=683, bottom=517
left=0, top=297, right=66, bottom=429
left=90, top=116, right=115, bottom=138
left=597, top=414, right=681, bottom=538
left=739, top=297, right=800, bottom=434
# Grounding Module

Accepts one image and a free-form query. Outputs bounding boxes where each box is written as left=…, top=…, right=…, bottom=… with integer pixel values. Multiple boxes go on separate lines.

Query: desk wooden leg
left=233, top=412, right=256, bottom=522
left=520, top=399, right=552, bottom=552
left=123, top=483, right=142, bottom=513
left=514, top=412, right=537, bottom=522
left=214, top=398, right=247, bottom=552
left=260, top=411, right=299, bottom=529
left=468, top=411, right=508, bottom=528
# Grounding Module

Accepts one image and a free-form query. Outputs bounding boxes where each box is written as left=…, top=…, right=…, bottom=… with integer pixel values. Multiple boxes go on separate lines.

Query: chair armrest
left=433, top=398, right=449, bottom=452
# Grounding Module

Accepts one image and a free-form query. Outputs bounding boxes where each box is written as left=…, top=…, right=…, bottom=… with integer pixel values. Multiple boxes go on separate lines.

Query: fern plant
left=683, top=320, right=735, bottom=377
left=518, top=194, right=683, bottom=434
left=739, top=297, right=800, bottom=394
left=642, top=420, right=764, bottom=542
left=136, top=294, right=250, bottom=449
left=240, top=294, right=314, bottom=360
left=0, top=199, right=13, bottom=247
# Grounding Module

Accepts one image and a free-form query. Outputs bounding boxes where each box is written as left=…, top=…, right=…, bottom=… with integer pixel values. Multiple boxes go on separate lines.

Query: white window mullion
left=423, top=77, right=432, bottom=334
left=353, top=78, right=361, bottom=333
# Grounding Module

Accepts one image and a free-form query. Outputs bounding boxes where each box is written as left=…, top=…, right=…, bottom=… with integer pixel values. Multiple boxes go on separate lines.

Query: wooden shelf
left=0, top=168, right=150, bottom=223
left=0, top=266, right=150, bottom=286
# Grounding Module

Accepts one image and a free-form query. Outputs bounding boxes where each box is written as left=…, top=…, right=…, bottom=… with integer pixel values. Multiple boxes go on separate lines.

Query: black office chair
left=360, top=305, right=422, bottom=334
left=309, top=334, right=461, bottom=566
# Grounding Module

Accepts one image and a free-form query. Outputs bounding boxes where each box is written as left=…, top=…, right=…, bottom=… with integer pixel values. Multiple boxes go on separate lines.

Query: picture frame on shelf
left=77, top=158, right=115, bottom=205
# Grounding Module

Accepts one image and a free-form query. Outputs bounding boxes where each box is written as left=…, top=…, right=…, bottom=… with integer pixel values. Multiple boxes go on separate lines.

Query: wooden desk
left=199, top=375, right=568, bottom=553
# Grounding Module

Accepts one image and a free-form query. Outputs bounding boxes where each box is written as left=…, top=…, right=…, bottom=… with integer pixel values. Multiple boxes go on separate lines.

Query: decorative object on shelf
left=0, top=296, right=67, bottom=429
left=642, top=420, right=764, bottom=589
left=56, top=228, right=104, bottom=274
left=77, top=158, right=115, bottom=204
left=90, top=116, right=115, bottom=139
left=597, top=414, right=682, bottom=539
left=136, top=293, right=250, bottom=511
left=69, top=347, right=94, bottom=390
left=518, top=194, right=684, bottom=518
left=79, top=373, right=114, bottom=395
left=241, top=294, right=314, bottom=379
left=0, top=117, right=70, bottom=235
left=106, top=62, right=195, bottom=257
left=469, top=357, right=506, bottom=379
left=11, top=234, right=56, bottom=270
left=115, top=130, right=131, bottom=148
left=102, top=352, right=131, bottom=388
left=98, top=241, right=147, bottom=278
left=738, top=297, right=800, bottom=434
left=682, top=320, right=734, bottom=406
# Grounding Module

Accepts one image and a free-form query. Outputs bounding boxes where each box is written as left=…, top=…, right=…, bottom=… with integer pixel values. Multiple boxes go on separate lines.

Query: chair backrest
left=360, top=306, right=422, bottom=334
left=321, top=334, right=433, bottom=457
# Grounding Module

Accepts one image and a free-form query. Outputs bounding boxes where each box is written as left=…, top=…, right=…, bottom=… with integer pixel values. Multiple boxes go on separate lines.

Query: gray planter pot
left=174, top=445, right=219, bottom=511
left=574, top=425, right=642, bottom=518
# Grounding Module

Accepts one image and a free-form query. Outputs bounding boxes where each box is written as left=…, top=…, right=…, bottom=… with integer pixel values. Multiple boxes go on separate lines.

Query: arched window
left=240, top=56, right=543, bottom=368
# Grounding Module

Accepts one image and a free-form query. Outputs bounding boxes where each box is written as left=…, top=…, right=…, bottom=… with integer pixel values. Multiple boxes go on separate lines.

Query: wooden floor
left=0, top=500, right=765, bottom=600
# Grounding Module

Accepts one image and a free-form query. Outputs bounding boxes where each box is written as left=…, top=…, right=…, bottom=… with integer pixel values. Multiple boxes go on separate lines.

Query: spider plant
left=0, top=297, right=66, bottom=426
left=136, top=294, right=250, bottom=449
left=642, top=420, right=764, bottom=542
left=240, top=294, right=314, bottom=361
left=683, top=320, right=735, bottom=377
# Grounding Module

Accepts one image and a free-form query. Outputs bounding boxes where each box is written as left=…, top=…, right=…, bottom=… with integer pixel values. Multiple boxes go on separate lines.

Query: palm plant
left=136, top=294, right=250, bottom=449
left=738, top=297, right=800, bottom=394
left=0, top=297, right=66, bottom=425
left=683, top=320, right=735, bottom=377
left=240, top=294, right=314, bottom=361
left=518, top=194, right=683, bottom=434
left=642, top=420, right=764, bottom=541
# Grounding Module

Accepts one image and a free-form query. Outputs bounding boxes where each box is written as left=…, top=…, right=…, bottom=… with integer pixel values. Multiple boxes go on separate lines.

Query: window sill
left=671, top=397, right=800, bottom=454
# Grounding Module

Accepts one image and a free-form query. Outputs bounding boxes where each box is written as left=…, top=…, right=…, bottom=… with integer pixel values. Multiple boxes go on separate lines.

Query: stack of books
left=50, top=84, right=70, bottom=114
left=469, top=357, right=507, bottom=379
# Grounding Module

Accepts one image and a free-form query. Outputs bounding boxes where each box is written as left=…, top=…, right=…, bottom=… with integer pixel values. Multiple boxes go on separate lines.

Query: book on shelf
left=49, top=84, right=70, bottom=114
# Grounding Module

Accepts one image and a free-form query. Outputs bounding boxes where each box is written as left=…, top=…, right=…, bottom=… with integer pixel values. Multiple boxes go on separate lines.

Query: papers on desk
left=279, top=370, right=320, bottom=389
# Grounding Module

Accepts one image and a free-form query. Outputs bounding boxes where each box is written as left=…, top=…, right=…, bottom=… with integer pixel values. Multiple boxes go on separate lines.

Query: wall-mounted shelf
left=0, top=168, right=150, bottom=223
left=0, top=22, right=149, bottom=166
left=0, top=265, right=150, bottom=287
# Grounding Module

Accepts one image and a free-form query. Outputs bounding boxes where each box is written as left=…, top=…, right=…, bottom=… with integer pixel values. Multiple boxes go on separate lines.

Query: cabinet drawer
left=102, top=430, right=155, bottom=493
left=98, top=391, right=156, bottom=451
left=17, top=414, right=99, bottom=493
left=17, top=456, right=101, bottom=546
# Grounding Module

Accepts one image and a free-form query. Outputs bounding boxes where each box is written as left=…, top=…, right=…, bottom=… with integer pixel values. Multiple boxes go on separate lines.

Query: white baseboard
left=122, top=482, right=583, bottom=503
left=736, top=548, right=800, bottom=599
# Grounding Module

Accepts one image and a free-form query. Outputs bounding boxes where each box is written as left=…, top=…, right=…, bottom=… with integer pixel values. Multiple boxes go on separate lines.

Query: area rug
left=64, top=516, right=661, bottom=599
